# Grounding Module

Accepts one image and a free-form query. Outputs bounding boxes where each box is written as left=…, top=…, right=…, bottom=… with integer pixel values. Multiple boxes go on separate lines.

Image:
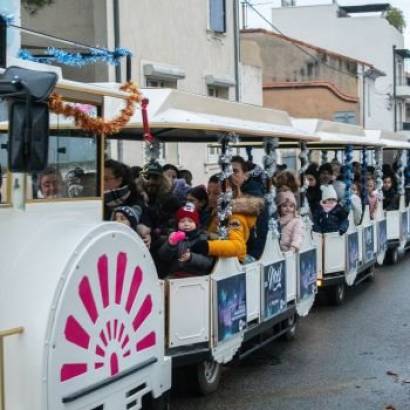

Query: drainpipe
left=113, top=0, right=121, bottom=83
left=113, top=0, right=123, bottom=160
left=362, top=65, right=366, bottom=128
left=233, top=0, right=240, bottom=102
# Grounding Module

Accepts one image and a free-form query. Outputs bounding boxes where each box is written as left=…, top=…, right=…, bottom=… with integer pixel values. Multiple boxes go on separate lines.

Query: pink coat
left=279, top=216, right=304, bottom=252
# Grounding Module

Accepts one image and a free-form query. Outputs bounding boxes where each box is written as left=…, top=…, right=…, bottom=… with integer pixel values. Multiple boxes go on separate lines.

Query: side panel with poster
left=262, top=260, right=287, bottom=320
left=377, top=220, right=387, bottom=254
left=363, top=226, right=375, bottom=264
left=216, top=274, right=247, bottom=343
left=347, top=231, right=359, bottom=275
left=299, top=249, right=317, bottom=302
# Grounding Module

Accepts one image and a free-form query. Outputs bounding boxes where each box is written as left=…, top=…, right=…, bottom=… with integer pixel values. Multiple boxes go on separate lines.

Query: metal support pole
left=263, top=137, right=279, bottom=238
left=299, top=142, right=309, bottom=216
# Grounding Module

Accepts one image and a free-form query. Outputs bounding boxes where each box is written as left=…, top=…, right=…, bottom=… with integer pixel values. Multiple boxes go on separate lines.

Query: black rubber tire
left=281, top=314, right=297, bottom=341
left=386, top=248, right=399, bottom=265
left=327, top=283, right=345, bottom=306
left=365, top=267, right=376, bottom=283
left=191, top=360, right=222, bottom=395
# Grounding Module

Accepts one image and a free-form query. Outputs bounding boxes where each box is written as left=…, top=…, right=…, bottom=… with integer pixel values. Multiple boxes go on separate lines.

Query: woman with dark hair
left=305, top=164, right=321, bottom=213
left=104, top=159, right=151, bottom=246
left=186, top=185, right=210, bottom=228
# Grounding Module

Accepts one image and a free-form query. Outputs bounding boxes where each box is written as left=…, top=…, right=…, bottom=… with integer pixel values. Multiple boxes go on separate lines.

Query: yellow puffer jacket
left=207, top=196, right=264, bottom=262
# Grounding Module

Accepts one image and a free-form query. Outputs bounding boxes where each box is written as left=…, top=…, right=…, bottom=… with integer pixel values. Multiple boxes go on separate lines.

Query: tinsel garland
left=0, top=13, right=14, bottom=25
left=395, top=150, right=405, bottom=196
left=263, top=137, right=280, bottom=238
left=217, top=133, right=237, bottom=239
left=342, top=144, right=353, bottom=210
left=48, top=82, right=142, bottom=135
left=361, top=147, right=369, bottom=205
left=19, top=46, right=132, bottom=67
left=375, top=147, right=384, bottom=200
left=405, top=150, right=410, bottom=189
left=299, top=142, right=309, bottom=216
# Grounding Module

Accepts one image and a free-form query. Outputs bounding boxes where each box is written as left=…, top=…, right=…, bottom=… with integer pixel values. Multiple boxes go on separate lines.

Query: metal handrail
left=0, top=327, right=24, bottom=410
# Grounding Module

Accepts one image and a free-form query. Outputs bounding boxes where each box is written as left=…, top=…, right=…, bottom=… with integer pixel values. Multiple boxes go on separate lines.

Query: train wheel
left=365, top=266, right=376, bottom=283
left=386, top=248, right=399, bottom=265
left=281, top=313, right=297, bottom=341
left=194, top=360, right=222, bottom=395
left=327, top=283, right=345, bottom=306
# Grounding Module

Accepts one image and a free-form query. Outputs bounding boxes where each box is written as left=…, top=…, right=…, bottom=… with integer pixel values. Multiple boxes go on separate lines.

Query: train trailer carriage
left=292, top=119, right=386, bottom=305
left=104, top=87, right=320, bottom=394
left=0, top=64, right=320, bottom=408
left=365, top=130, right=410, bottom=265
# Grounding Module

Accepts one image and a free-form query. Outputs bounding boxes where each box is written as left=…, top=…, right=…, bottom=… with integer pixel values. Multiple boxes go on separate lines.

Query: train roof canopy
left=104, top=88, right=317, bottom=142
left=292, top=118, right=384, bottom=148
left=365, top=129, right=410, bottom=149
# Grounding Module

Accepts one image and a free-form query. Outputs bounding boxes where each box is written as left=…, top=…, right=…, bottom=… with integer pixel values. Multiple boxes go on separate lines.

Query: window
left=146, top=79, right=177, bottom=89
left=31, top=133, right=99, bottom=200
left=207, top=144, right=219, bottom=163
left=209, top=0, right=226, bottom=33
left=207, top=86, right=229, bottom=99
left=333, top=111, right=357, bottom=125
left=0, top=133, right=8, bottom=204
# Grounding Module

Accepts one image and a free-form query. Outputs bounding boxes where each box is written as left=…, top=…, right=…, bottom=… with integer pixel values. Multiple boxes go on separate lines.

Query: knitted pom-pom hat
left=176, top=202, right=200, bottom=226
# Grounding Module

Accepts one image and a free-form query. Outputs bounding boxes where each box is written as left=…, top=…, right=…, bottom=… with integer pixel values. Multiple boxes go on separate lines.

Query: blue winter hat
left=112, top=205, right=142, bottom=230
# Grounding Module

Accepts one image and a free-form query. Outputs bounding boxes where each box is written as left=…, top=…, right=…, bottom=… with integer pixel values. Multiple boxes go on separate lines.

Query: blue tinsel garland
left=0, top=13, right=14, bottom=25
left=18, top=46, right=132, bottom=67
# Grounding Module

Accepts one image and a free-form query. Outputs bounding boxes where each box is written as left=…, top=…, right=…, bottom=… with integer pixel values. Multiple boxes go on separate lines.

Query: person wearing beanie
left=277, top=190, right=304, bottom=252
left=112, top=205, right=152, bottom=248
left=157, top=202, right=214, bottom=277
left=312, top=185, right=349, bottom=235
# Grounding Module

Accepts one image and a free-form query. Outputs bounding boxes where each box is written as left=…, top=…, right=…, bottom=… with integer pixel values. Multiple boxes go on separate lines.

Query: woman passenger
left=186, top=185, right=210, bottom=228
left=382, top=175, right=399, bottom=211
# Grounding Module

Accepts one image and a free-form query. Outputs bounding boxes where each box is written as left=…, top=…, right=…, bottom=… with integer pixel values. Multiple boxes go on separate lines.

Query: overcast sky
left=245, top=0, right=410, bottom=47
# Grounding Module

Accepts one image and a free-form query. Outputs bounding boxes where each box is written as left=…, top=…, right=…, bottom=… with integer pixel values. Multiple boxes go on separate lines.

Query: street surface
left=172, top=254, right=410, bottom=410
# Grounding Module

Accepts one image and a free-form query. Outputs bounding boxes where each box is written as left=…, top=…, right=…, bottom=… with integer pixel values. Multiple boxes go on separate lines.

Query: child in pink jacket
left=277, top=190, right=304, bottom=252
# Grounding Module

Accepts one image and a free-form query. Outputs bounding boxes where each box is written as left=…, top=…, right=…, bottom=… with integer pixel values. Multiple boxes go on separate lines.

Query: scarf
left=104, top=185, right=131, bottom=209
left=321, top=202, right=337, bottom=213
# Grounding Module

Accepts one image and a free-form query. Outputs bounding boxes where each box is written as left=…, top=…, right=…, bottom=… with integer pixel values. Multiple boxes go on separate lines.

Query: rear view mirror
left=0, top=66, right=58, bottom=173
left=8, top=100, right=49, bottom=172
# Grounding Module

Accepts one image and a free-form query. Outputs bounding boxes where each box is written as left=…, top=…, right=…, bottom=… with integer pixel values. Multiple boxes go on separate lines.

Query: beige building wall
left=263, top=87, right=359, bottom=121
left=240, top=30, right=359, bottom=101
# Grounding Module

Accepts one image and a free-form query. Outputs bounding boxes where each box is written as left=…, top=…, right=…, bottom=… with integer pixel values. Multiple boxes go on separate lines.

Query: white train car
left=293, top=119, right=385, bottom=305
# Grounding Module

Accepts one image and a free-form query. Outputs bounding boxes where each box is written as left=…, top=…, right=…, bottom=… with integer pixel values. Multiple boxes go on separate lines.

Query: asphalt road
left=172, top=254, right=410, bottom=410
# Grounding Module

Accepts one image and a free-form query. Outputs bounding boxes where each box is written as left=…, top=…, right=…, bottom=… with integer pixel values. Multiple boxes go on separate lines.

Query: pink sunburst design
left=60, top=252, right=157, bottom=383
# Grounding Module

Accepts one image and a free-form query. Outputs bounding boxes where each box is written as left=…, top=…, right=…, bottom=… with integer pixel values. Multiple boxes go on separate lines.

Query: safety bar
left=0, top=327, right=24, bottom=410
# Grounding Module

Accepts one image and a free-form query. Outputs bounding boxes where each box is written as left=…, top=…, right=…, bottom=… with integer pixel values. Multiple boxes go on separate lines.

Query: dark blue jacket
left=312, top=204, right=349, bottom=235
left=241, top=178, right=268, bottom=259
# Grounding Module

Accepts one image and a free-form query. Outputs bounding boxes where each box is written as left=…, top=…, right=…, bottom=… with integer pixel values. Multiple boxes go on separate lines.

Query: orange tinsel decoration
left=48, top=82, right=142, bottom=135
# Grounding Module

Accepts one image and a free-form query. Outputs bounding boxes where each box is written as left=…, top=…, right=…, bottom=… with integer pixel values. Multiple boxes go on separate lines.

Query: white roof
left=365, top=129, right=410, bottom=149
left=104, top=88, right=317, bottom=141
left=292, top=118, right=384, bottom=147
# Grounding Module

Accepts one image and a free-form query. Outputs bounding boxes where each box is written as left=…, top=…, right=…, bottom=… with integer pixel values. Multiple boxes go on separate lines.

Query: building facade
left=270, top=3, right=405, bottom=131
left=240, top=29, right=381, bottom=124
left=21, top=0, right=263, bottom=184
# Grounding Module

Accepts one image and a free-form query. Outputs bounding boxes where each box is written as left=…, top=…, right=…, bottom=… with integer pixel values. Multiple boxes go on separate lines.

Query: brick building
left=240, top=29, right=384, bottom=125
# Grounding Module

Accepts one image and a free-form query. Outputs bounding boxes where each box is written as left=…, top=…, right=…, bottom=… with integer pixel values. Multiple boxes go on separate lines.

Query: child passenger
left=277, top=191, right=304, bottom=252
left=351, top=182, right=363, bottom=225
left=312, top=185, right=349, bottom=235
left=158, top=203, right=214, bottom=277
left=367, top=176, right=378, bottom=219
left=112, top=205, right=151, bottom=248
